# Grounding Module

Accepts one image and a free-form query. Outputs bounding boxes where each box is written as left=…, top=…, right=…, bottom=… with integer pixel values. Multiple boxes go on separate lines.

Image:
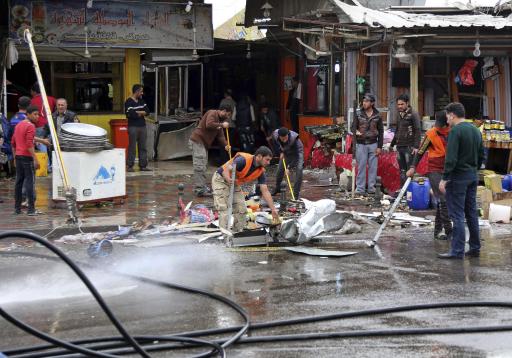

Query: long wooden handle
left=225, top=127, right=232, bottom=159
left=282, top=157, right=296, bottom=201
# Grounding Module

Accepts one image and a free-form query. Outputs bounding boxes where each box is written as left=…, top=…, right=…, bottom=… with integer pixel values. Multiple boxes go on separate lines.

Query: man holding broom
left=189, top=103, right=232, bottom=197
left=271, top=127, right=304, bottom=199
left=213, top=146, right=279, bottom=232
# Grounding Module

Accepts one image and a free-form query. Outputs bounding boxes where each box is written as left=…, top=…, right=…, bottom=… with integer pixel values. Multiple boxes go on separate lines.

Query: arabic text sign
left=9, top=0, right=213, bottom=49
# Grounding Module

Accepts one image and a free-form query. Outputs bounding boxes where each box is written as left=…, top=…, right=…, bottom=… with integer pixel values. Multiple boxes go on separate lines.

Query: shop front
left=4, top=0, right=213, bottom=140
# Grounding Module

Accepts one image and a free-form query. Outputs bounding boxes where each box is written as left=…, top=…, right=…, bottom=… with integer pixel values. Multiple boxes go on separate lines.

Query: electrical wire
left=4, top=232, right=512, bottom=357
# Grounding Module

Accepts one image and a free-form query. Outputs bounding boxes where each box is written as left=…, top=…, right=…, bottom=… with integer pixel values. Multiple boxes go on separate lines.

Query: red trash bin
left=109, top=119, right=129, bottom=157
left=109, top=119, right=129, bottom=149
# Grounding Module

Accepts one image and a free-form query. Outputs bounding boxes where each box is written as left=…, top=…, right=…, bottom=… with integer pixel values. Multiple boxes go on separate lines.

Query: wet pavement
left=1, top=160, right=512, bottom=357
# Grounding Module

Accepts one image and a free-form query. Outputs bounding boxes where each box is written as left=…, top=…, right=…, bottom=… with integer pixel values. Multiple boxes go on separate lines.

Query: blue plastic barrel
left=502, top=174, right=512, bottom=191
left=407, top=178, right=431, bottom=210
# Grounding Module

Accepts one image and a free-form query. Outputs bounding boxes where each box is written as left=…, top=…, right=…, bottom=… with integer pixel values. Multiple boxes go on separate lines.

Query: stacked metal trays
left=59, top=123, right=113, bottom=152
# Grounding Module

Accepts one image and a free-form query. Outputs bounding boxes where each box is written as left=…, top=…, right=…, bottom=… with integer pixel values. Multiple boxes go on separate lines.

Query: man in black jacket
left=352, top=93, right=384, bottom=195
left=271, top=127, right=304, bottom=198
left=51, top=98, right=79, bottom=134
left=125, top=84, right=150, bottom=172
left=390, top=94, right=421, bottom=186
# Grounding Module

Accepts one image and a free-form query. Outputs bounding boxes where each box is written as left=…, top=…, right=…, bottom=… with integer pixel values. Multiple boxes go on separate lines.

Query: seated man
left=212, top=146, right=279, bottom=232
left=271, top=127, right=304, bottom=199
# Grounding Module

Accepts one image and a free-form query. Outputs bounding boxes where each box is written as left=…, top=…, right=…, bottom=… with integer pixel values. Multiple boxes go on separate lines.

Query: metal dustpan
left=232, top=228, right=268, bottom=247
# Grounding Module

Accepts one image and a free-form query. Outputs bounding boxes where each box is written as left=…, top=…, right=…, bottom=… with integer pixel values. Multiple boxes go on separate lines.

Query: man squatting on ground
left=213, top=146, right=279, bottom=232
left=189, top=103, right=232, bottom=197
left=271, top=127, right=304, bottom=199
left=407, top=110, right=453, bottom=241
left=438, top=102, right=484, bottom=259
left=391, top=93, right=421, bottom=186
left=352, top=93, right=384, bottom=195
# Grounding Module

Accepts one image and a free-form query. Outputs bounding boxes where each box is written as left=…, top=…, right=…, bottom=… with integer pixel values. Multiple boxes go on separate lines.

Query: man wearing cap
left=271, top=127, right=304, bottom=198
left=212, top=146, right=279, bottom=232
left=189, top=103, right=233, bottom=197
left=352, top=93, right=384, bottom=195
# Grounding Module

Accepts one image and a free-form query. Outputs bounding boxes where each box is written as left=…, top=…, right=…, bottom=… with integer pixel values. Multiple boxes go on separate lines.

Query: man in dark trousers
left=259, top=102, right=280, bottom=147
left=189, top=103, right=232, bottom=197
left=271, top=127, right=304, bottom=199
left=352, top=93, right=384, bottom=195
left=125, top=84, right=150, bottom=172
left=438, top=102, right=484, bottom=259
left=407, top=110, right=452, bottom=240
left=286, top=77, right=302, bottom=133
left=11, top=106, right=40, bottom=216
left=391, top=93, right=421, bottom=186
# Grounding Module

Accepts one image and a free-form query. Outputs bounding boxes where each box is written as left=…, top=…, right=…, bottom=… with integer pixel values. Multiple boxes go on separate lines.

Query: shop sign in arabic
left=9, top=0, right=213, bottom=49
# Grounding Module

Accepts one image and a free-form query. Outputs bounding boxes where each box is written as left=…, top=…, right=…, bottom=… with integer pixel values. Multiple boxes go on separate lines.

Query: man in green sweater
left=438, top=102, right=484, bottom=259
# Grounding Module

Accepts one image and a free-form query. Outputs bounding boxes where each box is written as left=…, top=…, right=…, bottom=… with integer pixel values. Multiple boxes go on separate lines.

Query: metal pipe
left=154, top=66, right=159, bottom=121
left=200, top=63, right=204, bottom=113
left=2, top=66, right=6, bottom=120
left=165, top=66, right=169, bottom=115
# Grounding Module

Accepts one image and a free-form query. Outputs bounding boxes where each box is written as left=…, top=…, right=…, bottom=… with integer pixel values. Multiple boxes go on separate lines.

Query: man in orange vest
left=212, top=146, right=279, bottom=232
left=406, top=110, right=452, bottom=240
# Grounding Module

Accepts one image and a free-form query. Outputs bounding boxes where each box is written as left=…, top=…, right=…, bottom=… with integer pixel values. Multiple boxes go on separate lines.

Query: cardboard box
left=484, top=174, right=503, bottom=194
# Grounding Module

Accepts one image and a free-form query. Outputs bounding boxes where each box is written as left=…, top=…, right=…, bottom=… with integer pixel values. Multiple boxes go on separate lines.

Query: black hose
left=0, top=231, right=150, bottom=358
left=0, top=231, right=250, bottom=358
left=4, top=232, right=512, bottom=357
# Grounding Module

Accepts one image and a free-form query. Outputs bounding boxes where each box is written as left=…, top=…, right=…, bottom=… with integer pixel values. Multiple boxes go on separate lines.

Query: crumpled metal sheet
left=284, top=246, right=357, bottom=257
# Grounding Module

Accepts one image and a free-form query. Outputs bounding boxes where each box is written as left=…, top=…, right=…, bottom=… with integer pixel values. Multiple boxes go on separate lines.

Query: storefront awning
left=332, top=0, right=512, bottom=29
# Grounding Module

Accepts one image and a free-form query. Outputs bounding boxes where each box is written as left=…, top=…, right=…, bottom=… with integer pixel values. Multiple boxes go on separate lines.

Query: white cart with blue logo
left=52, top=149, right=126, bottom=203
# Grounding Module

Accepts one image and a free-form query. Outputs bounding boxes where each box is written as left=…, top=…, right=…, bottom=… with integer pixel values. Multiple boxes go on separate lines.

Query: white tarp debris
left=297, top=199, right=337, bottom=242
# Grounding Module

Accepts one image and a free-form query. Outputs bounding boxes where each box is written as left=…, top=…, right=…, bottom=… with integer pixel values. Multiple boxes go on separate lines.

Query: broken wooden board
left=283, top=246, right=357, bottom=257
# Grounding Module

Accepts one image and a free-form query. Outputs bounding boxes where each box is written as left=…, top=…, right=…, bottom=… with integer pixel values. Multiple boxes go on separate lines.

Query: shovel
left=366, top=177, right=412, bottom=248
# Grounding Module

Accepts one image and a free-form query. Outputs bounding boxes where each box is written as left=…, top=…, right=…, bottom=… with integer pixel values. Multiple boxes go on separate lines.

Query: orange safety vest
left=425, top=126, right=450, bottom=159
left=221, top=152, right=265, bottom=185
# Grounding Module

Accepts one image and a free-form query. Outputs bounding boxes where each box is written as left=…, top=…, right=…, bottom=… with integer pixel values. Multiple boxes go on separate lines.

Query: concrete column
left=124, top=48, right=141, bottom=99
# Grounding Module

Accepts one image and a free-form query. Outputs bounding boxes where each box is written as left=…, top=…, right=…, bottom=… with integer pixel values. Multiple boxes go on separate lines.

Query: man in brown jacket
left=189, top=103, right=232, bottom=197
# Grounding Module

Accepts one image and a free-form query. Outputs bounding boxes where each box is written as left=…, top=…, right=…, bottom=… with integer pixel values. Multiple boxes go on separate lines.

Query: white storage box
left=52, top=149, right=126, bottom=202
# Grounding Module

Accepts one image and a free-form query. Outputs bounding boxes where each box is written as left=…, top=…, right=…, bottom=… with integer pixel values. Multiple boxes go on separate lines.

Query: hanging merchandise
left=356, top=76, right=366, bottom=94
left=457, top=59, right=479, bottom=86
left=481, top=57, right=499, bottom=80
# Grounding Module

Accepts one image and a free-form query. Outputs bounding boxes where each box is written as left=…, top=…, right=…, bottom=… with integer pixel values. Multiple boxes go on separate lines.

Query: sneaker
left=196, top=188, right=212, bottom=197
left=140, top=167, right=152, bottom=172
left=14, top=209, right=21, bottom=215
left=127, top=167, right=135, bottom=172
left=434, top=233, right=448, bottom=240
left=27, top=210, right=44, bottom=216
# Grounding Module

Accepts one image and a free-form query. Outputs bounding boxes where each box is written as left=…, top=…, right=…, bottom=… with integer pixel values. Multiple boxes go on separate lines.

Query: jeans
left=427, top=172, right=452, bottom=236
left=35, top=127, right=50, bottom=170
left=355, top=142, right=378, bottom=193
left=15, top=156, right=36, bottom=212
left=445, top=171, right=480, bottom=257
left=397, top=146, right=413, bottom=186
left=275, top=155, right=303, bottom=198
left=127, top=126, right=148, bottom=168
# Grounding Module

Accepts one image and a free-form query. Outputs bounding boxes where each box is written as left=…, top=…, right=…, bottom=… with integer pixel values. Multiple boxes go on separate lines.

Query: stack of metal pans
left=59, top=123, right=113, bottom=152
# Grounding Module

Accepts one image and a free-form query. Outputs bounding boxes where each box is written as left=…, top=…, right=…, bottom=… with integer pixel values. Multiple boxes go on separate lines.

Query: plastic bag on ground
left=296, top=199, right=336, bottom=242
